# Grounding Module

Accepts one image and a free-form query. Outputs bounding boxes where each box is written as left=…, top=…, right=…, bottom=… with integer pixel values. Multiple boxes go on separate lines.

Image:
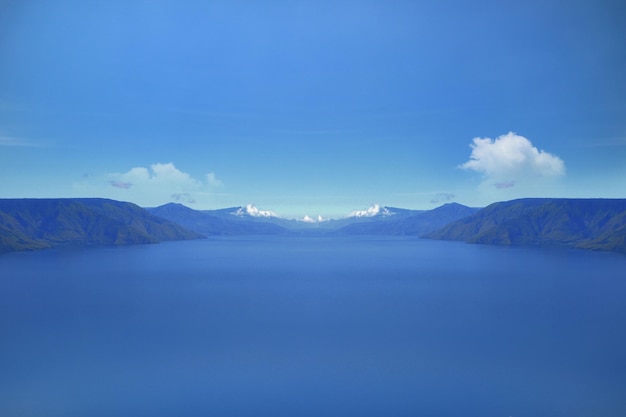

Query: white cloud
left=171, top=193, right=196, bottom=204
left=109, top=163, right=202, bottom=190
left=92, top=162, right=223, bottom=206
left=460, top=132, right=565, bottom=188
left=150, top=163, right=191, bottom=182
left=206, top=172, right=224, bottom=188
left=430, top=192, right=455, bottom=204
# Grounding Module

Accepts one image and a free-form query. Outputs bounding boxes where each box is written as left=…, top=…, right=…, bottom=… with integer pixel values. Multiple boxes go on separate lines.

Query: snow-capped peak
left=347, top=204, right=394, bottom=218
left=232, top=204, right=279, bottom=218
left=301, top=214, right=327, bottom=223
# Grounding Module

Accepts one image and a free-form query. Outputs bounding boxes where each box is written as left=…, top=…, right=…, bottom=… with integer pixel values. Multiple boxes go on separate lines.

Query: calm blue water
left=1, top=236, right=625, bottom=417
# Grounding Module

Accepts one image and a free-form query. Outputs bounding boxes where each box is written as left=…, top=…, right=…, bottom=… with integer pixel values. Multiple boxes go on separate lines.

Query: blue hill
left=424, top=198, right=626, bottom=254
left=0, top=198, right=203, bottom=254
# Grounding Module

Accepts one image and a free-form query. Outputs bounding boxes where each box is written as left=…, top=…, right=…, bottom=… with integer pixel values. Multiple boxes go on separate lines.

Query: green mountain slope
left=0, top=198, right=203, bottom=254
left=424, top=198, right=626, bottom=253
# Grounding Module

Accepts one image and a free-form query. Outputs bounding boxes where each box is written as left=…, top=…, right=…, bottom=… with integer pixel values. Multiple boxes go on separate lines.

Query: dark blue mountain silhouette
left=424, top=198, right=626, bottom=254
left=0, top=198, right=202, bottom=253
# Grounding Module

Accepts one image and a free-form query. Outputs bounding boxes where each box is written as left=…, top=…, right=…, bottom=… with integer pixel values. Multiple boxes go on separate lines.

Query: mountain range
left=335, top=203, right=479, bottom=235
left=199, top=204, right=426, bottom=231
left=0, top=198, right=202, bottom=254
left=151, top=203, right=436, bottom=234
left=147, top=203, right=291, bottom=235
left=2, top=198, right=626, bottom=255
left=424, top=198, right=626, bottom=254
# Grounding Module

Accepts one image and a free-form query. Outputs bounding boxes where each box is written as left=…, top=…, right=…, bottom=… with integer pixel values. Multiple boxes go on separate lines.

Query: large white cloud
left=114, top=163, right=225, bottom=189
left=110, top=163, right=206, bottom=190
left=459, top=132, right=565, bottom=187
left=74, top=163, right=224, bottom=206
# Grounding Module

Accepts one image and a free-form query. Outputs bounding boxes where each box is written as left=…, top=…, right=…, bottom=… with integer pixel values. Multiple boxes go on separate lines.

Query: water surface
left=1, top=237, right=625, bottom=416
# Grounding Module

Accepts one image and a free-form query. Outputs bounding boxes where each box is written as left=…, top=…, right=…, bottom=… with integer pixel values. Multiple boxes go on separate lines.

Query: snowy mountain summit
left=224, top=203, right=416, bottom=224
left=347, top=204, right=396, bottom=218
left=302, top=215, right=326, bottom=223
left=232, top=204, right=280, bottom=218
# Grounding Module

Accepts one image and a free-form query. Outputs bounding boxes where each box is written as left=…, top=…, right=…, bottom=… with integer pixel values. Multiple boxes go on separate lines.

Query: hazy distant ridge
left=336, top=203, right=479, bottom=235
left=147, top=203, right=290, bottom=235
left=0, top=198, right=202, bottom=253
left=424, top=198, right=626, bottom=253
left=150, top=203, right=455, bottom=234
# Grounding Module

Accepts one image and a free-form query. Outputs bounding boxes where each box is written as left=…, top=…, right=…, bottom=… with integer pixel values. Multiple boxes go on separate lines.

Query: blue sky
left=1, top=0, right=625, bottom=218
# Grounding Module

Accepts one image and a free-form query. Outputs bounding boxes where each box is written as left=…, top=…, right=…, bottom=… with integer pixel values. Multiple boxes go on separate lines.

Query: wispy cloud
left=430, top=193, right=455, bottom=204
left=85, top=162, right=226, bottom=206
left=0, top=136, right=38, bottom=147
left=171, top=193, right=196, bottom=204
left=460, top=132, right=565, bottom=189
left=494, top=180, right=516, bottom=189
left=109, top=180, right=132, bottom=189
left=108, top=163, right=216, bottom=192
left=206, top=172, right=224, bottom=188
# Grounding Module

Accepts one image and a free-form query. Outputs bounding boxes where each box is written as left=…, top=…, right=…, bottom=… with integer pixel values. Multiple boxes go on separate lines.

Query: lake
left=1, top=236, right=625, bottom=416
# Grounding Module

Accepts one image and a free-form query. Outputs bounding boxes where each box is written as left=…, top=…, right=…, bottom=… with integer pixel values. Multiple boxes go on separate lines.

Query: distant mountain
left=230, top=204, right=279, bottom=218
left=336, top=203, right=479, bottom=235
left=200, top=205, right=315, bottom=231
left=334, top=205, right=424, bottom=226
left=297, top=205, right=423, bottom=232
left=155, top=203, right=468, bottom=235
left=201, top=206, right=245, bottom=218
left=0, top=198, right=203, bottom=254
left=201, top=204, right=280, bottom=220
left=424, top=198, right=626, bottom=254
left=345, top=204, right=421, bottom=219
left=198, top=204, right=425, bottom=232
left=148, top=203, right=290, bottom=235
